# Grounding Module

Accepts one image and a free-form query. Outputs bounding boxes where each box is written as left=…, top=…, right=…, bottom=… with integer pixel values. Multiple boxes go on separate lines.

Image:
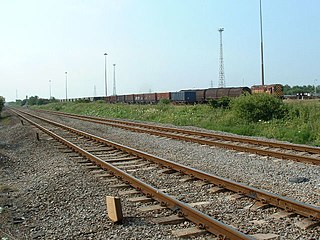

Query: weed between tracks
left=33, top=99, right=320, bottom=146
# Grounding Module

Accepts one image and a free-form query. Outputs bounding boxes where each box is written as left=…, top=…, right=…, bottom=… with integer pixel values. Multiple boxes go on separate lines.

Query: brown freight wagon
left=144, top=93, right=157, bottom=104
left=195, top=90, right=206, bottom=102
left=134, top=94, right=145, bottom=104
left=106, top=95, right=117, bottom=103
left=156, top=92, right=171, bottom=102
left=125, top=94, right=135, bottom=104
left=205, top=87, right=251, bottom=100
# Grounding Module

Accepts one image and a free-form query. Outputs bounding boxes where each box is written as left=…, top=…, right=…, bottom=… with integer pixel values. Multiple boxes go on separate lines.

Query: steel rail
left=33, top=109, right=320, bottom=165
left=11, top=110, right=253, bottom=240
left=12, top=109, right=320, bottom=220
left=34, top=109, right=320, bottom=155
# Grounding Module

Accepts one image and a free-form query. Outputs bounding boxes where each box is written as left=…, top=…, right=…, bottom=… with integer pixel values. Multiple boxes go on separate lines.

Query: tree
left=28, top=96, right=39, bottom=105
left=0, top=96, right=5, bottom=116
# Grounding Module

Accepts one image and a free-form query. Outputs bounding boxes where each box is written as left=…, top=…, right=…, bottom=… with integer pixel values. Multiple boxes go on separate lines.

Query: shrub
left=158, top=98, right=171, bottom=105
left=0, top=96, right=5, bottom=114
left=209, top=97, right=231, bottom=109
left=75, top=99, right=90, bottom=103
left=231, top=94, right=287, bottom=122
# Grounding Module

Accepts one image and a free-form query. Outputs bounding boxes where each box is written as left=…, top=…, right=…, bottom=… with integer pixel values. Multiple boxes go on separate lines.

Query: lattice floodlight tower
left=218, top=28, right=225, bottom=88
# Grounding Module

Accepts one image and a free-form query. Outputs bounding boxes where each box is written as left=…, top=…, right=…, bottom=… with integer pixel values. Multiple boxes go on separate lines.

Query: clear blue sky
left=1, top=0, right=319, bottom=101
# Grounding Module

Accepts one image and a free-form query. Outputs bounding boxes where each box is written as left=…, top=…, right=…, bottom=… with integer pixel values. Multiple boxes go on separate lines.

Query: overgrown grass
left=33, top=99, right=320, bottom=146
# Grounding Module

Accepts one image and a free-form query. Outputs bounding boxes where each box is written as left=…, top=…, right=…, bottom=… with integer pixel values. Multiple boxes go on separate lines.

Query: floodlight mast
left=218, top=28, right=225, bottom=88
left=260, top=0, right=265, bottom=85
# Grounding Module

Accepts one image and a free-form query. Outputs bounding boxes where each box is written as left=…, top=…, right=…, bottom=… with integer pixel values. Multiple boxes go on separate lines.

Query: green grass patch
left=33, top=99, right=320, bottom=146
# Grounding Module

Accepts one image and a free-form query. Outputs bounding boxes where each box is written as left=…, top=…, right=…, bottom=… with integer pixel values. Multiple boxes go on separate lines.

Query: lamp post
left=49, top=80, right=52, bottom=99
left=113, top=64, right=116, bottom=96
left=259, top=0, right=265, bottom=86
left=104, top=53, right=108, bottom=96
left=65, top=72, right=68, bottom=101
left=315, top=79, right=318, bottom=95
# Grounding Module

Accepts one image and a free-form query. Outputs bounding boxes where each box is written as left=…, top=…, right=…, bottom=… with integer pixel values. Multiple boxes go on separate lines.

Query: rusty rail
left=34, top=109, right=320, bottom=165
left=11, top=110, right=254, bottom=240
left=12, top=109, right=320, bottom=221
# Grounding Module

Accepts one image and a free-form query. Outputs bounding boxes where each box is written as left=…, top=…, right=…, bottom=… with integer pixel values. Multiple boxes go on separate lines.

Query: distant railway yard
left=1, top=106, right=319, bottom=239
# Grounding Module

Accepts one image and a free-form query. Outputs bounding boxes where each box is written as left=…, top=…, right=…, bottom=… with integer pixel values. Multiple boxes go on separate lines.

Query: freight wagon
left=171, top=91, right=196, bottom=103
left=134, top=94, right=145, bottom=104
left=60, top=84, right=283, bottom=105
left=156, top=92, right=171, bottom=102
left=144, top=93, right=157, bottom=104
left=180, top=89, right=206, bottom=103
left=251, top=84, right=283, bottom=98
left=125, top=94, right=135, bottom=104
left=205, top=87, right=251, bottom=100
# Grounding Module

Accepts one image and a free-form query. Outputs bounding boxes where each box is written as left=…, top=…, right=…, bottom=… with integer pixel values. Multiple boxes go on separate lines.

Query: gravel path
left=1, top=108, right=320, bottom=239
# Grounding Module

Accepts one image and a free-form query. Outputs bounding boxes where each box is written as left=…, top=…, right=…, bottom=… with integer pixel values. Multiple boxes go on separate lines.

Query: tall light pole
left=113, top=64, right=116, bottom=96
left=65, top=72, right=68, bottom=101
left=315, top=79, right=318, bottom=95
left=259, top=0, right=265, bottom=86
left=218, top=28, right=225, bottom=88
left=49, top=80, right=52, bottom=99
left=104, top=53, right=108, bottom=96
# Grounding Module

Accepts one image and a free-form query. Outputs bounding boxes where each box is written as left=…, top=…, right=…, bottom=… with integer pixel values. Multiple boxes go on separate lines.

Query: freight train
left=60, top=84, right=283, bottom=104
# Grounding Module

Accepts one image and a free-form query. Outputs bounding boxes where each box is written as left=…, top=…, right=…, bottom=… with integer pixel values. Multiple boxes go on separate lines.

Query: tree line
left=10, top=96, right=59, bottom=106
left=283, top=84, right=319, bottom=95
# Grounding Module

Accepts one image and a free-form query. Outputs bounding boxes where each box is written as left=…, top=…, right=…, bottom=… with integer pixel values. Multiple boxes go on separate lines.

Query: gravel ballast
left=1, top=109, right=320, bottom=239
left=1, top=110, right=200, bottom=239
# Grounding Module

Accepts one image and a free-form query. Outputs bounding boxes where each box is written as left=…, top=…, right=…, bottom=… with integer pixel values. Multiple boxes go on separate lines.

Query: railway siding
left=8, top=108, right=320, bottom=239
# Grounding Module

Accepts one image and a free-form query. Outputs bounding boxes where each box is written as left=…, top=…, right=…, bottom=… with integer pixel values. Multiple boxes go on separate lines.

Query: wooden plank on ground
left=106, top=196, right=123, bottom=223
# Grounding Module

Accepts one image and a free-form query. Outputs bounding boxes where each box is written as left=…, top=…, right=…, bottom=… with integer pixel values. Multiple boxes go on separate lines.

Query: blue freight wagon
left=171, top=91, right=196, bottom=103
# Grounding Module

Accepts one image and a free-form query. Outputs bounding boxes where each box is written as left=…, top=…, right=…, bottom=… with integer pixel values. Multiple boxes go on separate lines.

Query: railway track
left=33, top=109, right=320, bottom=165
left=11, top=109, right=320, bottom=239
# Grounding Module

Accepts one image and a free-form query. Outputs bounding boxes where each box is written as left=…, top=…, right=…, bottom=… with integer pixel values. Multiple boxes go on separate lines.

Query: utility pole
left=65, top=72, right=68, bottom=101
left=49, top=80, right=52, bottom=99
left=259, top=0, right=265, bottom=85
left=104, top=53, right=108, bottom=96
left=113, top=64, right=116, bottom=96
left=218, top=28, right=225, bottom=88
